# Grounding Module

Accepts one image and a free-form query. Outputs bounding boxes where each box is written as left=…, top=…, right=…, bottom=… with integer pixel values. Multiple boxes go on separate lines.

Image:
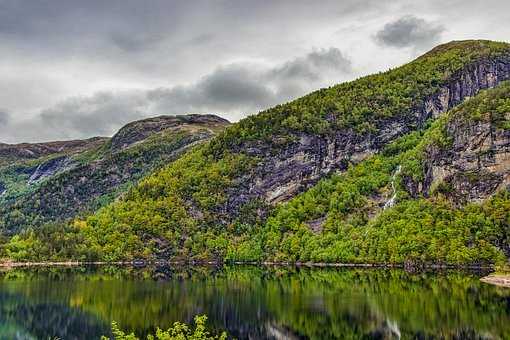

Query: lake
left=0, top=265, right=508, bottom=339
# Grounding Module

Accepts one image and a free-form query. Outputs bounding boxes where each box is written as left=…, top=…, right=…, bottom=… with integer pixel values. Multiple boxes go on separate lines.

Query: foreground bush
left=102, top=315, right=227, bottom=340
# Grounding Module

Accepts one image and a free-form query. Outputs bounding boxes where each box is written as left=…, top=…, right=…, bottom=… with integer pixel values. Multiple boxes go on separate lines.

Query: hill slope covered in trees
left=2, top=40, right=509, bottom=265
left=0, top=115, right=229, bottom=234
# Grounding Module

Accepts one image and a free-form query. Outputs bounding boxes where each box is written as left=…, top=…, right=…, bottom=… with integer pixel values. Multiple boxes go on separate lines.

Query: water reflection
left=0, top=265, right=508, bottom=339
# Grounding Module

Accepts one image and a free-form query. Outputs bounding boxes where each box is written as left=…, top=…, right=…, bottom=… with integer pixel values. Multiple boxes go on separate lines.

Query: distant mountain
left=0, top=114, right=229, bottom=233
left=1, top=40, right=509, bottom=266
left=0, top=137, right=107, bottom=167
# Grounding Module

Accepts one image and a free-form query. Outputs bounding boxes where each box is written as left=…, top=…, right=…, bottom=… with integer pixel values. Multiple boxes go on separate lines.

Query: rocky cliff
left=406, top=88, right=510, bottom=204
left=2, top=40, right=510, bottom=265
left=223, top=42, right=510, bottom=219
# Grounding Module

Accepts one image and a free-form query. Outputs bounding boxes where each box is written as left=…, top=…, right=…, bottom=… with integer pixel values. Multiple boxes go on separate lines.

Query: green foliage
left=73, top=147, right=254, bottom=261
left=102, top=316, right=227, bottom=340
left=4, top=232, right=42, bottom=261
left=3, top=41, right=510, bottom=266
left=2, top=222, right=89, bottom=261
left=61, top=40, right=509, bottom=263
left=259, top=82, right=510, bottom=264
left=262, top=167, right=509, bottom=265
left=0, top=128, right=214, bottom=233
left=210, top=40, right=509, bottom=151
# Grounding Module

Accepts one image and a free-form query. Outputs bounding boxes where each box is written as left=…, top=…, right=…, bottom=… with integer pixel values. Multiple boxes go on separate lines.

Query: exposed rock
left=222, top=54, right=510, bottom=218
left=27, top=156, right=75, bottom=184
left=306, top=217, right=326, bottom=234
left=480, top=274, right=510, bottom=288
left=109, top=114, right=229, bottom=152
left=416, top=112, right=510, bottom=203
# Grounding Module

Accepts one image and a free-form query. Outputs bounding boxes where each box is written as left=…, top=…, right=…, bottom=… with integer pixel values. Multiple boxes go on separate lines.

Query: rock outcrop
left=109, top=114, right=229, bottom=152
left=27, top=156, right=74, bottom=184
left=223, top=53, right=510, bottom=218
left=417, top=112, right=509, bottom=203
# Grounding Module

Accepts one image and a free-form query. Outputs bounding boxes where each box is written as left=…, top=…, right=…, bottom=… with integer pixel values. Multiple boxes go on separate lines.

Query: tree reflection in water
left=0, top=265, right=508, bottom=339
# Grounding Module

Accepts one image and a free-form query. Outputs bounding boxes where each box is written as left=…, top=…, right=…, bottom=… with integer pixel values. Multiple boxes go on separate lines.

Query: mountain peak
left=419, top=39, right=510, bottom=59
left=109, top=114, right=230, bottom=152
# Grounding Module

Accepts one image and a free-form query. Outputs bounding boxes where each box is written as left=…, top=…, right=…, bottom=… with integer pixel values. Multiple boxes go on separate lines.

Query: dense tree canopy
left=2, top=41, right=510, bottom=266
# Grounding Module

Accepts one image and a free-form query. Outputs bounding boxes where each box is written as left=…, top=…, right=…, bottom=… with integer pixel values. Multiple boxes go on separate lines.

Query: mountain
left=0, top=138, right=108, bottom=167
left=0, top=114, right=229, bottom=233
left=262, top=81, right=510, bottom=265
left=1, top=40, right=509, bottom=265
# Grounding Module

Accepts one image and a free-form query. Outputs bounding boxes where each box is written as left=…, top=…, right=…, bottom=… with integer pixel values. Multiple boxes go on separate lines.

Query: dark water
left=0, top=266, right=508, bottom=340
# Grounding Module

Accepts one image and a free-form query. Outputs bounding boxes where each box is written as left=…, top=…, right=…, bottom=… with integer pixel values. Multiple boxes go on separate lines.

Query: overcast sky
left=0, top=0, right=509, bottom=143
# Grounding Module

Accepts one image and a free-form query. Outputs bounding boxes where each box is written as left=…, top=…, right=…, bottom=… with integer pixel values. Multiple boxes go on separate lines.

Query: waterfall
left=383, top=165, right=401, bottom=210
left=28, top=163, right=43, bottom=184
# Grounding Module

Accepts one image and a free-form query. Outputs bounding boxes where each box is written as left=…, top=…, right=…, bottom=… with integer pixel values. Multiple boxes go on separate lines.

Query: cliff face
left=224, top=53, right=510, bottom=217
left=410, top=110, right=510, bottom=204
left=3, top=40, right=510, bottom=264
left=27, top=156, right=74, bottom=184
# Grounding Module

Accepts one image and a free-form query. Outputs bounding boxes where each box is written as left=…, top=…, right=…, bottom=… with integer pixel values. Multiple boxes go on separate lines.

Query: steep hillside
left=68, top=81, right=508, bottom=265
left=3, top=40, right=509, bottom=265
left=0, top=114, right=229, bottom=233
left=39, top=40, right=507, bottom=264
left=259, top=82, right=510, bottom=265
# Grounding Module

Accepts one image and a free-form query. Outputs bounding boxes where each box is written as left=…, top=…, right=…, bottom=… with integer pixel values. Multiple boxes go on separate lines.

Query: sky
left=0, top=0, right=509, bottom=143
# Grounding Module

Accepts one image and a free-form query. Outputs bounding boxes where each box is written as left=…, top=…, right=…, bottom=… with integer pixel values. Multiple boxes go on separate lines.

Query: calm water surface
left=0, top=265, right=508, bottom=339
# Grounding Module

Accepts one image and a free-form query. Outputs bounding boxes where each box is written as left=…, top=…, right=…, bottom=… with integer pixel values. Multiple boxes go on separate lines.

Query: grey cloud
left=271, top=48, right=352, bottom=83
left=148, top=47, right=352, bottom=117
left=375, top=15, right=444, bottom=50
left=38, top=91, right=149, bottom=139
left=0, top=0, right=379, bottom=123
left=186, top=34, right=215, bottom=46
left=110, top=32, right=166, bottom=52
left=2, top=47, right=352, bottom=142
left=0, top=111, right=9, bottom=126
left=147, top=63, right=278, bottom=116
left=2, top=0, right=510, bottom=143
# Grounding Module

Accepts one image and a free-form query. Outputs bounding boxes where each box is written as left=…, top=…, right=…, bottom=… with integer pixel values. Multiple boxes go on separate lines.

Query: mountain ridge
left=1, top=40, right=509, bottom=266
left=0, top=114, right=230, bottom=233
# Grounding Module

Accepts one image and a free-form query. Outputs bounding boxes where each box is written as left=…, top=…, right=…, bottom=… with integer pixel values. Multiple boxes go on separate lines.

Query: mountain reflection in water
left=0, top=265, right=507, bottom=339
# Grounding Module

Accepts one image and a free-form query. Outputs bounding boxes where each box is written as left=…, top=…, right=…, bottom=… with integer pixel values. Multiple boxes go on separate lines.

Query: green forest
left=1, top=40, right=509, bottom=266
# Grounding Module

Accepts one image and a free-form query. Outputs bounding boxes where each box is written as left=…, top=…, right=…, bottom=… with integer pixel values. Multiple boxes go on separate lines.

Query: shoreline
left=480, top=275, right=510, bottom=288
left=0, top=260, right=495, bottom=270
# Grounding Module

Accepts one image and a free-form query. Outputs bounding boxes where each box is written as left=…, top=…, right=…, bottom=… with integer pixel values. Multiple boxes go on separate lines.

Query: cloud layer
left=1, top=0, right=510, bottom=142
left=0, top=111, right=9, bottom=126
left=2, top=48, right=352, bottom=141
left=374, top=15, right=445, bottom=51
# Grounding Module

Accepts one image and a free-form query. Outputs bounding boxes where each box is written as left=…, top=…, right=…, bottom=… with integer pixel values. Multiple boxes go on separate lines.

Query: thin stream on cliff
left=384, top=165, right=401, bottom=210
